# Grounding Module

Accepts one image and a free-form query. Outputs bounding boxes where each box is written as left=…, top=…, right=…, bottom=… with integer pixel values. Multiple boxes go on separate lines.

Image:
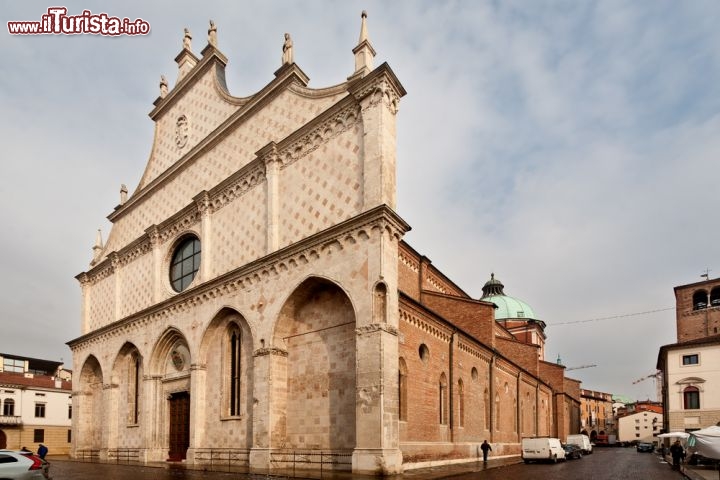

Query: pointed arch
left=273, top=276, right=357, bottom=450
left=198, top=307, right=254, bottom=432
left=149, top=327, right=191, bottom=375
left=439, top=373, right=448, bottom=425
left=76, top=355, right=104, bottom=451
left=111, top=342, right=143, bottom=425
left=398, top=357, right=408, bottom=422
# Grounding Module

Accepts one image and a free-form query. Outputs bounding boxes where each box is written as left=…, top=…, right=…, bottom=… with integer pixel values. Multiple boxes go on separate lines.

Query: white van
left=566, top=434, right=593, bottom=454
left=521, top=437, right=566, bottom=463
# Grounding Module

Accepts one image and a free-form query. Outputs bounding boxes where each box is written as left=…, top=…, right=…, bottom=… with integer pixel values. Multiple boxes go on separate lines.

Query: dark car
left=563, top=444, right=583, bottom=460
left=636, top=442, right=654, bottom=453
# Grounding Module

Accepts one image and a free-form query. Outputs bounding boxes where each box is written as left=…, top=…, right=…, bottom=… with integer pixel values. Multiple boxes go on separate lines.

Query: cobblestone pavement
left=442, top=448, right=684, bottom=480
left=46, top=448, right=689, bottom=480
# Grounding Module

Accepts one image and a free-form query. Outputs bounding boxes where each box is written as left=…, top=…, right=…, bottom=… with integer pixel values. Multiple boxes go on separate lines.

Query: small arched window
left=398, top=357, right=408, bottom=421
left=683, top=386, right=700, bottom=409
left=228, top=325, right=242, bottom=416
left=710, top=287, right=720, bottom=308
left=458, top=379, right=464, bottom=427
left=693, top=290, right=708, bottom=310
left=439, top=373, right=448, bottom=425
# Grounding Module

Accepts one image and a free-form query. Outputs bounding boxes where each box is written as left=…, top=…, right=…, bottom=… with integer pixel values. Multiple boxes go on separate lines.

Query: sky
left=1, top=1, right=719, bottom=403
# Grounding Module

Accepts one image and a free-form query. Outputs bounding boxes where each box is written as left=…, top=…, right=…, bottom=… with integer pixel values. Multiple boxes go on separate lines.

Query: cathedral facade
left=69, top=15, right=579, bottom=475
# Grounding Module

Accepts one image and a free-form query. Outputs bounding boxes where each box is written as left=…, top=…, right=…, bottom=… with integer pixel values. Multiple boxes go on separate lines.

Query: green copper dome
left=480, top=273, right=537, bottom=320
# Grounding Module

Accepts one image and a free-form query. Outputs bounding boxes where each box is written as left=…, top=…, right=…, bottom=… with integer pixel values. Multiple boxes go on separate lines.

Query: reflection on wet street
left=50, top=459, right=263, bottom=480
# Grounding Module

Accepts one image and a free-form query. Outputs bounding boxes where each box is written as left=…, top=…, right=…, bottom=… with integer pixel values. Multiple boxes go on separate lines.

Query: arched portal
left=150, top=328, right=192, bottom=461
left=274, top=277, right=357, bottom=450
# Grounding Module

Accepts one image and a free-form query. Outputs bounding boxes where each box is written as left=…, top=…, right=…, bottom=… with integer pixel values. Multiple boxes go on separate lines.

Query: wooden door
left=0, top=430, right=6, bottom=449
left=168, top=391, right=190, bottom=461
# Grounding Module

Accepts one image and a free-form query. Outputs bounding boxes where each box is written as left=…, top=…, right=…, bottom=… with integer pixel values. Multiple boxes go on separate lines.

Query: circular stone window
left=170, top=236, right=201, bottom=292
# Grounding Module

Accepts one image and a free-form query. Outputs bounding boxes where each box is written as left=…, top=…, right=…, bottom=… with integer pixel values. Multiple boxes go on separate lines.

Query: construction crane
left=565, top=364, right=597, bottom=371
left=632, top=371, right=660, bottom=384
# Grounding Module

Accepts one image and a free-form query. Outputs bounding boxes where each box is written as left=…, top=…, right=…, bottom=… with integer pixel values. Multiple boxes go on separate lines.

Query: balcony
left=0, top=415, right=22, bottom=426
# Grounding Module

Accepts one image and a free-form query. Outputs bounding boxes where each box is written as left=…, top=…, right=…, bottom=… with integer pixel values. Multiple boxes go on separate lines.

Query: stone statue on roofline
left=183, top=27, right=192, bottom=50
left=282, top=33, right=293, bottom=65
left=159, top=75, right=168, bottom=98
left=208, top=20, right=217, bottom=47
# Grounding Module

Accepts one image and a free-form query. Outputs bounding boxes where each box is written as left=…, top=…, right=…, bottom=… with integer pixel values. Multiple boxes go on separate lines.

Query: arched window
left=439, top=373, right=448, bottom=425
left=458, top=379, right=464, bottom=428
left=2, top=399, right=14, bottom=416
left=684, top=386, right=700, bottom=409
left=693, top=290, right=708, bottom=310
left=711, top=287, right=720, bottom=308
left=229, top=325, right=242, bottom=416
left=128, top=353, right=142, bottom=424
left=484, top=388, right=490, bottom=430
left=398, top=358, right=408, bottom=421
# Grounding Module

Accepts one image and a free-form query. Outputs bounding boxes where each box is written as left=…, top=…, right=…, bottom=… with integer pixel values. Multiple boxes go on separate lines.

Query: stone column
left=258, top=143, right=279, bottom=254
left=186, top=363, right=207, bottom=463
left=144, top=375, right=165, bottom=462
left=147, top=227, right=163, bottom=303
left=77, top=274, right=91, bottom=335
left=249, top=347, right=288, bottom=472
left=195, top=192, right=213, bottom=282
left=105, top=383, right=120, bottom=459
left=109, top=253, right=121, bottom=321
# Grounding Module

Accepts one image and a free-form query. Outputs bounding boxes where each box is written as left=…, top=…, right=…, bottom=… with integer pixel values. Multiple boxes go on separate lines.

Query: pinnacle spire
left=358, top=10, right=369, bottom=44
left=92, top=229, right=104, bottom=263
left=348, top=10, right=376, bottom=81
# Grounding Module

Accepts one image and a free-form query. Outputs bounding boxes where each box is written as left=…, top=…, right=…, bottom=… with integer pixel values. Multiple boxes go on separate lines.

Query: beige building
left=657, top=277, right=720, bottom=433
left=617, top=410, right=662, bottom=443
left=0, top=354, right=72, bottom=454
left=69, top=15, right=581, bottom=475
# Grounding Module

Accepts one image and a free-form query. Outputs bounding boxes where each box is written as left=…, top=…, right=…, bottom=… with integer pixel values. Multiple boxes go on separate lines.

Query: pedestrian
left=669, top=439, right=684, bottom=469
left=20, top=446, right=31, bottom=453
left=480, top=440, right=492, bottom=462
left=37, top=444, right=48, bottom=459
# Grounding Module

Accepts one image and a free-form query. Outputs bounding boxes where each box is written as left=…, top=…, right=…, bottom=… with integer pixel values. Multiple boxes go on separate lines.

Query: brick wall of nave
left=398, top=301, right=554, bottom=464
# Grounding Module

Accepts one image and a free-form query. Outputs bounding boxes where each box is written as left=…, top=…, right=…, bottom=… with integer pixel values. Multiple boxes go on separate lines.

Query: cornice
left=68, top=205, right=409, bottom=349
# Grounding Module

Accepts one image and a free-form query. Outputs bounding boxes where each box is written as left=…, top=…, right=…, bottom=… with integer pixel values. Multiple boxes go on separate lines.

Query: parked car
left=567, top=434, right=593, bottom=454
left=0, top=450, right=49, bottom=479
left=563, top=443, right=583, bottom=460
left=636, top=442, right=654, bottom=453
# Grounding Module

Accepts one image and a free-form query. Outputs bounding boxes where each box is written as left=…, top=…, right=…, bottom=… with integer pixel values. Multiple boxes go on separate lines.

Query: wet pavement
left=46, top=448, right=695, bottom=480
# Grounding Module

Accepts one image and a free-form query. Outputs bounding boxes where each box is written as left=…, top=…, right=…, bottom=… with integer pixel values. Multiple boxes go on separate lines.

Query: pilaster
left=349, top=64, right=406, bottom=211
left=194, top=192, right=213, bottom=282
left=146, top=226, right=163, bottom=303
left=186, top=363, right=207, bottom=463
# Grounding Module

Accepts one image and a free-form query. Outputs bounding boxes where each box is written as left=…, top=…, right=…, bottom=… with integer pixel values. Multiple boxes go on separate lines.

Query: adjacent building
left=617, top=409, right=662, bottom=444
left=69, top=15, right=581, bottom=475
left=0, top=353, right=72, bottom=454
left=579, top=389, right=614, bottom=441
left=657, top=277, right=720, bottom=434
